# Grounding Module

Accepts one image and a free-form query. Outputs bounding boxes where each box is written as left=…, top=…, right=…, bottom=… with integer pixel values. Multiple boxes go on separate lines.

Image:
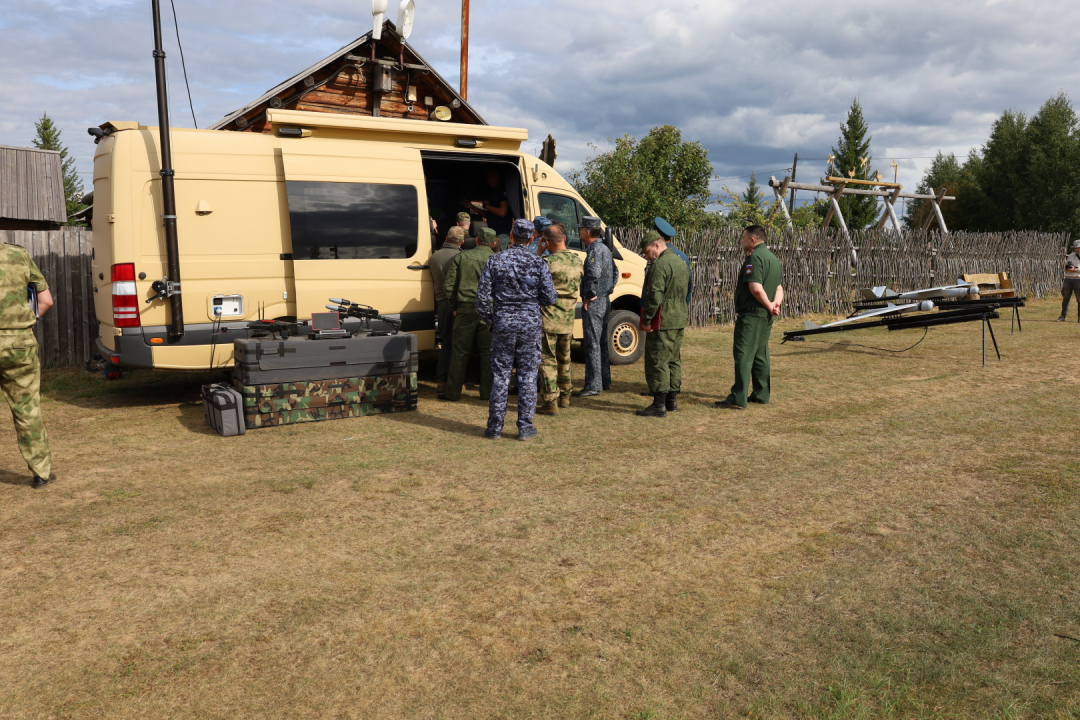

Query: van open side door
left=280, top=140, right=435, bottom=346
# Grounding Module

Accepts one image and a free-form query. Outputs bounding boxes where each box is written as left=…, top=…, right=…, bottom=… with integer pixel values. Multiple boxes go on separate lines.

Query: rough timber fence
left=614, top=228, right=1068, bottom=327
left=0, top=228, right=96, bottom=368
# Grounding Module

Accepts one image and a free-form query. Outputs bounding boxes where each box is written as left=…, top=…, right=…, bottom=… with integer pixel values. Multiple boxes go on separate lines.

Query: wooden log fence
left=614, top=228, right=1069, bottom=327
left=0, top=228, right=97, bottom=368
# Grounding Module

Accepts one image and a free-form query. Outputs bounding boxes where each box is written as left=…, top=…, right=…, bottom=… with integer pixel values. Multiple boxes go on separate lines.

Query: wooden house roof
left=0, top=145, right=67, bottom=223
left=211, top=21, right=485, bottom=133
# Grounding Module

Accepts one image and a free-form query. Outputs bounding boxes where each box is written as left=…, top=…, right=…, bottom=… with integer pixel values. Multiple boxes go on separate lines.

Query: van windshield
left=286, top=181, right=419, bottom=260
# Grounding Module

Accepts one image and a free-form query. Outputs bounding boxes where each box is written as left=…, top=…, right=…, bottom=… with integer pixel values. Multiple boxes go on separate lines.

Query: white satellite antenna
left=397, top=0, right=415, bottom=39
left=371, top=0, right=388, bottom=40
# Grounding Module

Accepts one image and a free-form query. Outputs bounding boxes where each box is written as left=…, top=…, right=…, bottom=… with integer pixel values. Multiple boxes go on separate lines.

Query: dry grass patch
left=0, top=299, right=1077, bottom=719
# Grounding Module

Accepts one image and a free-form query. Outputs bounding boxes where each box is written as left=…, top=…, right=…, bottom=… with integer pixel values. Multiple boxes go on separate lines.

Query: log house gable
left=212, top=20, right=485, bottom=133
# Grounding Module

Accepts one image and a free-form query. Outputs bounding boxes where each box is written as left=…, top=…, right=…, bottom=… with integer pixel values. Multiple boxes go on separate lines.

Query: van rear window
left=286, top=181, right=419, bottom=259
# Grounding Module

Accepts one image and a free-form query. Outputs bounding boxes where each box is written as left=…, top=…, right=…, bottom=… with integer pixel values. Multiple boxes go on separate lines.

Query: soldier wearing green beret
left=0, top=243, right=54, bottom=486
left=636, top=229, right=690, bottom=417
left=441, top=227, right=497, bottom=401
left=715, top=225, right=784, bottom=409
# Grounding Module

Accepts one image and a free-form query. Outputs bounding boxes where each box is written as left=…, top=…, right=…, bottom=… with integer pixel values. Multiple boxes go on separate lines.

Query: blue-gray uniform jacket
left=669, top=245, right=693, bottom=305
left=476, top=243, right=558, bottom=331
left=581, top=240, right=617, bottom=300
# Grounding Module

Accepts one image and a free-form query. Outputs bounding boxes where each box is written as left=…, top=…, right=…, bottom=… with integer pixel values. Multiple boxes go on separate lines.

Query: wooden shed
left=212, top=21, right=485, bottom=133
left=0, top=145, right=67, bottom=230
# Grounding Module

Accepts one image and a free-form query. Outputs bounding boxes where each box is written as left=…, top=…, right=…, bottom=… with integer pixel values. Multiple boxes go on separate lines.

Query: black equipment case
left=232, top=333, right=418, bottom=385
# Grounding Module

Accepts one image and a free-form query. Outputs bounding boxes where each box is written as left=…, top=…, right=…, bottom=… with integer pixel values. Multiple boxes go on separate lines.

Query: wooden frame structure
left=767, top=175, right=954, bottom=235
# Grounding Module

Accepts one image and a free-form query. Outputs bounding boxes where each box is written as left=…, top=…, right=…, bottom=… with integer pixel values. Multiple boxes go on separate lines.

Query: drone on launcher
left=803, top=281, right=981, bottom=331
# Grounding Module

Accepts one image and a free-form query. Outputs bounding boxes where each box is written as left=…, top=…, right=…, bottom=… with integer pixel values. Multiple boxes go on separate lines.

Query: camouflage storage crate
left=234, top=373, right=417, bottom=429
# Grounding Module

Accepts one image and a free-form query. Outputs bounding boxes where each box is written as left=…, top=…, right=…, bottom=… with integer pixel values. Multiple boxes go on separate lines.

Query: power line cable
left=170, top=0, right=197, bottom=128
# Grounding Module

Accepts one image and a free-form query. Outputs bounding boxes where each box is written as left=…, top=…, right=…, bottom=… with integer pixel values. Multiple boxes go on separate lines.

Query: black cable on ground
left=788, top=325, right=929, bottom=353
left=170, top=0, right=198, bottom=128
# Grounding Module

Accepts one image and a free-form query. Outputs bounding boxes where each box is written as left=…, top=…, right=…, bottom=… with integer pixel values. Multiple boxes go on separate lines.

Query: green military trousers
left=725, top=313, right=773, bottom=407
left=0, top=329, right=51, bottom=478
left=445, top=309, right=493, bottom=401
left=540, top=331, right=572, bottom=403
left=644, top=328, right=683, bottom=394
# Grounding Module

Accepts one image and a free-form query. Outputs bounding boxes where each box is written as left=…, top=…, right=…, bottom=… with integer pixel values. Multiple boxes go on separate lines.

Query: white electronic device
left=397, top=0, right=415, bottom=39
left=371, top=0, right=388, bottom=39
left=211, top=294, right=244, bottom=317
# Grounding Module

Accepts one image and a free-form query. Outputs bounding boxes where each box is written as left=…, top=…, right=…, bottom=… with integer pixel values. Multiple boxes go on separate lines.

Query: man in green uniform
left=0, top=243, right=54, bottom=486
left=537, top=224, right=583, bottom=416
left=441, top=227, right=497, bottom=401
left=715, top=225, right=784, bottom=409
left=637, top=230, right=690, bottom=418
left=430, top=226, right=465, bottom=394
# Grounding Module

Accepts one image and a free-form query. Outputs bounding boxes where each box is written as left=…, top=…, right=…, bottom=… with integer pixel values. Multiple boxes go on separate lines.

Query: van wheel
left=606, top=310, right=643, bottom=365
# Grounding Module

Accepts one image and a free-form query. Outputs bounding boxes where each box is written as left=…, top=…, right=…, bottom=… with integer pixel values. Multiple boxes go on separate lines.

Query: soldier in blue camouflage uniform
left=476, top=219, right=558, bottom=440
left=0, top=243, right=54, bottom=487
left=526, top=216, right=553, bottom=256
left=575, top=216, right=617, bottom=397
left=537, top=224, right=584, bottom=415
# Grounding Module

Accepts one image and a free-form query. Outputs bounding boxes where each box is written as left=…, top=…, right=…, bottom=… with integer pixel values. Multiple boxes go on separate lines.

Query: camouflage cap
left=639, top=229, right=664, bottom=252
left=512, top=218, right=535, bottom=240
left=532, top=216, right=553, bottom=235
left=478, top=227, right=498, bottom=245
left=457, top=211, right=471, bottom=222
left=446, top=226, right=466, bottom=243
left=578, top=215, right=602, bottom=230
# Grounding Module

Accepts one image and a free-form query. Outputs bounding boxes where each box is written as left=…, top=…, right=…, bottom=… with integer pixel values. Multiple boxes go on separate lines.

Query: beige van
left=90, top=109, right=646, bottom=371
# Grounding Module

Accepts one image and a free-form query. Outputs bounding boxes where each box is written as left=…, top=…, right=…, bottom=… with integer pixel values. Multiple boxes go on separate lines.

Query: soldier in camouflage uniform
left=441, top=227, right=497, bottom=401
left=0, top=243, right=54, bottom=486
left=637, top=230, right=690, bottom=418
left=537, top=225, right=584, bottom=415
left=575, top=216, right=617, bottom=397
left=476, top=219, right=558, bottom=440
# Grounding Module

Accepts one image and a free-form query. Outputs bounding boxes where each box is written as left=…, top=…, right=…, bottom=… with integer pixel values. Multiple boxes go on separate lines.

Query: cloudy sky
left=3, top=0, right=1078, bottom=212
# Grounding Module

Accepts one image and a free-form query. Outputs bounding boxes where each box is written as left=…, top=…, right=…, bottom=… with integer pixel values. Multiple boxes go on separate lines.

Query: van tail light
left=111, top=263, right=140, bottom=328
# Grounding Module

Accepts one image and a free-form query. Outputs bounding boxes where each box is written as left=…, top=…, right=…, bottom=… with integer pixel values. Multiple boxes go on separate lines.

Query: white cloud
left=2, top=0, right=1078, bottom=207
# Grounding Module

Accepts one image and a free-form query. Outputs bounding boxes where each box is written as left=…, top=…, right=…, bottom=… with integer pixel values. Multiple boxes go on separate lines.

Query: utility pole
left=151, top=0, right=184, bottom=338
left=460, top=0, right=469, bottom=100
left=788, top=153, right=798, bottom=216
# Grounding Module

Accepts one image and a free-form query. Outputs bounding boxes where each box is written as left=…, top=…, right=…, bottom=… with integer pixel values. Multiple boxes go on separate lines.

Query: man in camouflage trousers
left=441, top=227, right=497, bottom=401
left=537, top=224, right=583, bottom=415
left=0, top=243, right=54, bottom=486
left=637, top=230, right=690, bottom=418
left=575, top=216, right=617, bottom=397
left=476, top=219, right=558, bottom=440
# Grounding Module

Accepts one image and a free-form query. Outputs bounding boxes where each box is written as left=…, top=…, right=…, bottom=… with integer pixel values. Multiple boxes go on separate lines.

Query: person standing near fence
left=715, top=225, right=783, bottom=410
left=637, top=230, right=690, bottom=417
left=0, top=243, right=54, bottom=487
left=1058, top=239, right=1080, bottom=322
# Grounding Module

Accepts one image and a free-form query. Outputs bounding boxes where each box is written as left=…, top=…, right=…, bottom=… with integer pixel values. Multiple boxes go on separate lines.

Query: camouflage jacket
left=642, top=249, right=689, bottom=330
left=581, top=240, right=617, bottom=300
left=444, top=245, right=493, bottom=313
left=0, top=244, right=48, bottom=329
left=541, top=250, right=584, bottom=334
left=475, top=243, right=558, bottom=332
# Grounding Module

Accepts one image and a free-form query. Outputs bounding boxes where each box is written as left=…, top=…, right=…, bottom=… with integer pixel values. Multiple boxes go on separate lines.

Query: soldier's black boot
left=636, top=392, right=667, bottom=418
left=665, top=392, right=678, bottom=412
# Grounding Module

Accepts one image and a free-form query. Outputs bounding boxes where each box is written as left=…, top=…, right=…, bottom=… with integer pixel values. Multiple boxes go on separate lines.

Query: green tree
left=902, top=151, right=970, bottom=230
left=717, top=174, right=825, bottom=231
left=820, top=99, right=880, bottom=230
left=32, top=112, right=85, bottom=223
left=912, top=92, right=1080, bottom=239
left=569, top=125, right=718, bottom=229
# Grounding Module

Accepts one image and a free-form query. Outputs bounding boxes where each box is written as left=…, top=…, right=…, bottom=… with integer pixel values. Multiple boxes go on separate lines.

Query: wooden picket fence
left=615, top=228, right=1068, bottom=326
left=0, top=228, right=96, bottom=368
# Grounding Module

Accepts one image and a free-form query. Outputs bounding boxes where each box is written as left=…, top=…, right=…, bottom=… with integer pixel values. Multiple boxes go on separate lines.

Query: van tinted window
left=287, top=181, right=419, bottom=259
left=538, top=192, right=582, bottom=249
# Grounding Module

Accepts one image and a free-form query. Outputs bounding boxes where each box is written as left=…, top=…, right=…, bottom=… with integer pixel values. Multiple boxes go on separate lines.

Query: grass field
left=0, top=299, right=1077, bottom=719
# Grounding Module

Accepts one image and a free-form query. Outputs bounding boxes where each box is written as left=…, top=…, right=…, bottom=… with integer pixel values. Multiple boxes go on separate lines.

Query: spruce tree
left=821, top=99, right=879, bottom=230
left=32, top=112, right=86, bottom=223
left=741, top=171, right=763, bottom=212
